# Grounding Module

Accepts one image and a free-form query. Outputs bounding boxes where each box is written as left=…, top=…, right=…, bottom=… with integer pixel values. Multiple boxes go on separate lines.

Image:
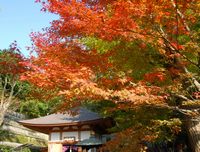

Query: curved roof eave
left=19, top=118, right=105, bottom=127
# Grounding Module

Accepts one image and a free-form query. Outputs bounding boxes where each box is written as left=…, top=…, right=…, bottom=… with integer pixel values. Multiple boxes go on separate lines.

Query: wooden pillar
left=78, top=147, right=83, bottom=152
left=48, top=143, right=62, bottom=152
left=78, top=127, right=81, bottom=141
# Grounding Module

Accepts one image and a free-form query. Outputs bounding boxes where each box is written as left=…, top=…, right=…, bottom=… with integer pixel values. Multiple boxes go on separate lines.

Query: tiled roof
left=19, top=107, right=102, bottom=126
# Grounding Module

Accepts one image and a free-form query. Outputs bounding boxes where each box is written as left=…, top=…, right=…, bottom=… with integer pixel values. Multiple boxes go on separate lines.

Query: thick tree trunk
left=187, top=118, right=200, bottom=152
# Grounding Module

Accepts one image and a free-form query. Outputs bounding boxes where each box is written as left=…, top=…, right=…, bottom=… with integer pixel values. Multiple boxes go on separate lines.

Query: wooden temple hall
left=19, top=107, right=113, bottom=152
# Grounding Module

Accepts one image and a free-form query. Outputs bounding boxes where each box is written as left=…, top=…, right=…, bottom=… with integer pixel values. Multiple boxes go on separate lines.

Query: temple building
left=19, top=107, right=113, bottom=152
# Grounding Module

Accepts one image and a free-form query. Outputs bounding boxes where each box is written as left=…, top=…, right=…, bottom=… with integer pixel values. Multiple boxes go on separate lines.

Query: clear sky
left=0, top=0, right=57, bottom=56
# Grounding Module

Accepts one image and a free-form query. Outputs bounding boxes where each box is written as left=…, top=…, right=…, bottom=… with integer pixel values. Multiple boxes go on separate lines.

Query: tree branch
left=170, top=0, right=200, bottom=51
left=174, top=94, right=190, bottom=101
left=7, top=80, right=17, bottom=107
left=158, top=26, right=199, bottom=67
left=1, top=76, right=8, bottom=107
left=144, top=104, right=199, bottom=116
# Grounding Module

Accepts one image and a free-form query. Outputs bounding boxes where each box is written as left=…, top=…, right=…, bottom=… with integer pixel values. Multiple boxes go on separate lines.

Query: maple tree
left=24, top=0, right=200, bottom=151
left=0, top=42, right=27, bottom=126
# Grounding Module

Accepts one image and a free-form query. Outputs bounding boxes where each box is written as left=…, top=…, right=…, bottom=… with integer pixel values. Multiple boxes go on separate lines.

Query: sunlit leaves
left=80, top=36, right=120, bottom=54
left=23, top=0, right=199, bottom=111
left=22, top=0, right=200, bottom=150
left=0, top=44, right=26, bottom=75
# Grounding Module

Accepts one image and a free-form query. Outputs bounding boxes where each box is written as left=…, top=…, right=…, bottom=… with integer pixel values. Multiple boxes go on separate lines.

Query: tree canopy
left=22, top=0, right=200, bottom=151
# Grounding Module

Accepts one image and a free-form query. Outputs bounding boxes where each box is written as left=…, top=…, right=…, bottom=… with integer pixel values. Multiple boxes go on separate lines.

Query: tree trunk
left=0, top=107, right=6, bottom=126
left=187, top=118, right=200, bottom=152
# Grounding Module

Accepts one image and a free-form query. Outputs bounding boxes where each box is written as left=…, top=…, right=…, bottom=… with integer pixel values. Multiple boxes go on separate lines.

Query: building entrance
left=63, top=145, right=78, bottom=152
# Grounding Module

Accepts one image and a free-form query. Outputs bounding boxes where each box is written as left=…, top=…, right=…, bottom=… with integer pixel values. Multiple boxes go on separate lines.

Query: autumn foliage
left=0, top=42, right=26, bottom=75
left=25, top=0, right=199, bottom=103
left=0, top=42, right=28, bottom=125
left=22, top=0, right=200, bottom=150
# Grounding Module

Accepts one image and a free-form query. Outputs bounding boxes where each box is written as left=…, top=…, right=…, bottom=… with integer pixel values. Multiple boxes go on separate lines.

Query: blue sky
left=0, top=0, right=57, bottom=56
